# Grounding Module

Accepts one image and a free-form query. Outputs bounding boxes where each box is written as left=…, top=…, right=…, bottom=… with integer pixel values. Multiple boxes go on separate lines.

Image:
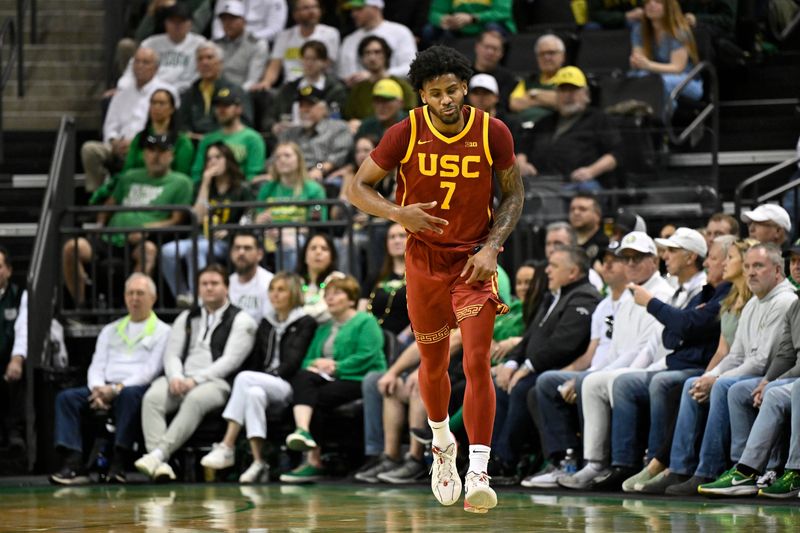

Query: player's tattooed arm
left=486, top=162, right=524, bottom=251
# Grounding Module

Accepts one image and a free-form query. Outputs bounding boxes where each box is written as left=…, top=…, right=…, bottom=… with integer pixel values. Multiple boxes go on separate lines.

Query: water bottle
left=562, top=448, right=578, bottom=474
left=96, top=451, right=109, bottom=482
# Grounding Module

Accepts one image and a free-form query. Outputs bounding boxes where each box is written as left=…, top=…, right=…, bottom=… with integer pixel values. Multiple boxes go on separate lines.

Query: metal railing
left=734, top=154, right=800, bottom=224
left=25, top=115, right=75, bottom=470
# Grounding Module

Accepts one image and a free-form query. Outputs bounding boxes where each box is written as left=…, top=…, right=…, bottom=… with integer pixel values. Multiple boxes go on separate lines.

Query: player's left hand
left=461, top=246, right=499, bottom=285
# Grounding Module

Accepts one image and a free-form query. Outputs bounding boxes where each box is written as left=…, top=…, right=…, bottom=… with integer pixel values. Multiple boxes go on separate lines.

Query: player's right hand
left=397, top=201, right=449, bottom=235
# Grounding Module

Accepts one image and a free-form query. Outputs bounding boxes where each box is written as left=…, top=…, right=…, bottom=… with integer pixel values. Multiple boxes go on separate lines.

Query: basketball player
left=346, top=45, right=523, bottom=513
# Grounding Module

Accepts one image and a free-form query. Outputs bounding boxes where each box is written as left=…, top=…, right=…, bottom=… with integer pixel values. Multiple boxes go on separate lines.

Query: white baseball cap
left=741, top=204, right=791, bottom=233
left=616, top=231, right=657, bottom=256
left=655, top=227, right=708, bottom=258
left=217, top=0, right=246, bottom=17
left=469, top=74, right=499, bottom=95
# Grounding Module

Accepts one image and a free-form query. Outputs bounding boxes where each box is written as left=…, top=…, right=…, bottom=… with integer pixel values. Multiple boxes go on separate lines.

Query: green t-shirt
left=256, top=179, right=327, bottom=222
left=191, top=127, right=267, bottom=183
left=493, top=298, right=523, bottom=341
left=107, top=168, right=194, bottom=246
left=497, top=264, right=512, bottom=306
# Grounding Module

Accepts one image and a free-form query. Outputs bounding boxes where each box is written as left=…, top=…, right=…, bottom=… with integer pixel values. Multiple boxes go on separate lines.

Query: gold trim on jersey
left=414, top=324, right=450, bottom=344
left=422, top=105, right=476, bottom=144
left=400, top=109, right=418, bottom=164
left=482, top=112, right=493, bottom=166
left=399, top=167, right=408, bottom=206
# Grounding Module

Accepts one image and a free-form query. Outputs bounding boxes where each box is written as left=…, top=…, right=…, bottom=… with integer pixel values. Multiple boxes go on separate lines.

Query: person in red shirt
left=346, top=45, right=523, bottom=513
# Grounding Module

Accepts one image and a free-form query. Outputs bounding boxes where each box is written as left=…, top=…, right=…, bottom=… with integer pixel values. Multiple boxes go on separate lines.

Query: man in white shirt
left=255, top=0, right=340, bottom=89
left=136, top=264, right=256, bottom=482
left=50, top=274, right=170, bottom=485
left=81, top=47, right=175, bottom=192
left=337, top=0, right=417, bottom=86
left=211, top=0, right=288, bottom=43
left=117, top=3, right=206, bottom=93
left=228, top=232, right=274, bottom=323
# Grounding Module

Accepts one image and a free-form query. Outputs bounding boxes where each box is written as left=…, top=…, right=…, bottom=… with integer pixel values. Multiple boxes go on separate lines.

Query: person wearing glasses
left=522, top=240, right=630, bottom=488
left=508, top=34, right=565, bottom=122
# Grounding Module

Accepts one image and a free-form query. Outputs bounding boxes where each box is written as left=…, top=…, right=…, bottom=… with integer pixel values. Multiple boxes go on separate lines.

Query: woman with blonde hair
left=629, top=0, right=703, bottom=104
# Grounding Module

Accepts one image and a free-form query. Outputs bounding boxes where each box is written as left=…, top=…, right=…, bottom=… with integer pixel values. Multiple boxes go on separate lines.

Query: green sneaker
left=759, top=470, right=800, bottom=499
left=698, top=467, right=757, bottom=496
left=279, top=462, right=325, bottom=484
left=285, top=429, right=317, bottom=451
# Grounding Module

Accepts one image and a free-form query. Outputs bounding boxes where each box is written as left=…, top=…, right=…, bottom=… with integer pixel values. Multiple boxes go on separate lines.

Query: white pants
left=222, top=371, right=292, bottom=439
left=580, top=368, right=637, bottom=463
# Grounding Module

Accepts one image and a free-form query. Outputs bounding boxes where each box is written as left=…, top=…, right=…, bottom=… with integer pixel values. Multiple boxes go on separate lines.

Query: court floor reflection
left=0, top=483, right=797, bottom=532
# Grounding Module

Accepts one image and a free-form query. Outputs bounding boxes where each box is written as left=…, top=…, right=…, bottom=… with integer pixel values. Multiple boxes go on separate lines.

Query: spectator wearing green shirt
left=422, top=0, right=516, bottom=46
left=191, top=87, right=267, bottom=184
left=91, top=88, right=194, bottom=206
left=256, top=142, right=326, bottom=271
left=64, top=133, right=194, bottom=307
left=162, top=142, right=255, bottom=304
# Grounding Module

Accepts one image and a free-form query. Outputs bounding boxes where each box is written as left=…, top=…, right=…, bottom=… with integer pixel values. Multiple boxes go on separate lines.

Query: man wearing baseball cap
left=559, top=231, right=674, bottom=490
left=214, top=0, right=270, bottom=93
left=355, top=78, right=407, bottom=141
left=741, top=203, right=791, bottom=247
left=521, top=66, right=622, bottom=191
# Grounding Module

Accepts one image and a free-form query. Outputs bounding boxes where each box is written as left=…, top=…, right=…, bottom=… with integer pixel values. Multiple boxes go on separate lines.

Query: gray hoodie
left=764, top=297, right=800, bottom=381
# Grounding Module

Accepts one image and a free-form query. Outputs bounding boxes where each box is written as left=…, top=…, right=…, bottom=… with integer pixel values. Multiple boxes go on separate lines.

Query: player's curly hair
left=407, top=45, right=473, bottom=92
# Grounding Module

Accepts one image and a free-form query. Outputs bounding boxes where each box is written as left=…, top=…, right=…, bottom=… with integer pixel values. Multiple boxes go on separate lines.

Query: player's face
left=419, top=74, right=467, bottom=126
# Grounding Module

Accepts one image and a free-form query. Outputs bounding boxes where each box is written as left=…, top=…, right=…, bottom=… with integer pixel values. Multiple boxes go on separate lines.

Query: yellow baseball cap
left=549, top=66, right=588, bottom=88
left=372, top=78, right=404, bottom=101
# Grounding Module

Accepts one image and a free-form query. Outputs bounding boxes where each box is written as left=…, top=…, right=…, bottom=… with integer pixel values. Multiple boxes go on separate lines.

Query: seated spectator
left=0, top=246, right=24, bottom=452
left=703, top=212, right=739, bottom=250
left=337, top=0, right=417, bottom=86
left=629, top=0, right=703, bottom=106
left=280, top=275, right=387, bottom=483
left=190, top=87, right=267, bottom=183
left=179, top=42, right=254, bottom=139
left=355, top=79, right=408, bottom=141
left=789, top=240, right=800, bottom=289
left=343, top=36, right=417, bottom=124
left=297, top=233, right=345, bottom=323
left=118, top=4, right=206, bottom=94
left=271, top=40, right=348, bottom=133
left=161, top=142, right=254, bottom=304
left=255, top=142, right=327, bottom=271
left=211, top=0, right=288, bottom=43
left=131, top=1, right=212, bottom=44
left=383, top=0, right=432, bottom=37
left=612, top=208, right=648, bottom=240
left=200, top=272, right=317, bottom=482
left=423, top=0, right=516, bottom=46
left=91, top=88, right=194, bottom=206
left=569, top=193, right=610, bottom=266
left=471, top=30, right=517, bottom=115
left=741, top=203, right=791, bottom=248
left=508, top=34, right=564, bottom=122
left=278, top=87, right=353, bottom=182
left=586, top=0, right=643, bottom=29
left=491, top=246, right=600, bottom=480
left=64, top=134, right=194, bottom=307
left=228, top=232, right=275, bottom=323
left=50, top=274, right=170, bottom=485
left=214, top=1, right=270, bottom=92
left=135, top=265, right=257, bottom=481
left=523, top=67, right=622, bottom=191
left=662, top=243, right=796, bottom=496
left=632, top=238, right=753, bottom=494
left=82, top=47, right=173, bottom=193
left=256, top=0, right=341, bottom=90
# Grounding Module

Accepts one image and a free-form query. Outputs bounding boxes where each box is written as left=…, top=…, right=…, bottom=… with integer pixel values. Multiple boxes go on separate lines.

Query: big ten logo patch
left=464, top=141, right=478, bottom=148
left=418, top=154, right=481, bottom=178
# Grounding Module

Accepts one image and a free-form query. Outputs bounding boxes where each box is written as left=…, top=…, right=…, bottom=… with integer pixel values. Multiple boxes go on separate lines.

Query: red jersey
left=371, top=105, right=515, bottom=252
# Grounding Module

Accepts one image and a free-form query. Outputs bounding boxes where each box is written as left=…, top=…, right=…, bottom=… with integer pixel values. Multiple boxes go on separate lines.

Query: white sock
left=151, top=448, right=165, bottom=462
left=428, top=417, right=453, bottom=450
left=468, top=445, right=491, bottom=474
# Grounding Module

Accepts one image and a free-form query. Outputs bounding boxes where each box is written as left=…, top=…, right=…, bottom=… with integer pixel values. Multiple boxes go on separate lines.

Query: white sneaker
left=464, top=471, right=497, bottom=514
left=135, top=451, right=163, bottom=479
left=521, top=463, right=566, bottom=488
left=557, top=463, right=609, bottom=490
left=154, top=462, right=176, bottom=482
left=201, top=443, right=235, bottom=470
left=239, top=461, right=269, bottom=484
left=430, top=441, right=461, bottom=506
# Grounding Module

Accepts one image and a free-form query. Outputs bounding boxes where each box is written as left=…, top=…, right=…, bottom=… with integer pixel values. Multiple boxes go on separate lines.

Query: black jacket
left=509, top=277, right=601, bottom=371
left=246, top=314, right=317, bottom=381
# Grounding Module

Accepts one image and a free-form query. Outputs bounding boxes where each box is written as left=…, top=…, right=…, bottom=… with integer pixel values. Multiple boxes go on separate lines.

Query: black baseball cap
left=297, top=85, right=325, bottom=104
left=162, top=3, right=192, bottom=20
left=212, top=86, right=242, bottom=106
left=142, top=132, right=176, bottom=150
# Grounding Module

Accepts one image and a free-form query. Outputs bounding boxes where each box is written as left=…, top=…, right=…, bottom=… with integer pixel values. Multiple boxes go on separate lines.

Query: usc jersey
left=371, top=105, right=515, bottom=252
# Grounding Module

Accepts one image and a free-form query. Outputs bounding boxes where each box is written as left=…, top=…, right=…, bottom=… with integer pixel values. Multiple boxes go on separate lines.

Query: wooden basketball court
left=0, top=482, right=797, bottom=532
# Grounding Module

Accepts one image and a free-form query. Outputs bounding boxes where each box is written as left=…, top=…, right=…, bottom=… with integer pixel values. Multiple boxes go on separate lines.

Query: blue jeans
left=611, top=369, right=701, bottom=467
left=532, top=370, right=587, bottom=458
left=670, top=375, right=756, bottom=478
left=160, top=237, right=229, bottom=298
left=361, top=371, right=384, bottom=457
left=54, top=385, right=149, bottom=452
left=492, top=371, right=539, bottom=465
